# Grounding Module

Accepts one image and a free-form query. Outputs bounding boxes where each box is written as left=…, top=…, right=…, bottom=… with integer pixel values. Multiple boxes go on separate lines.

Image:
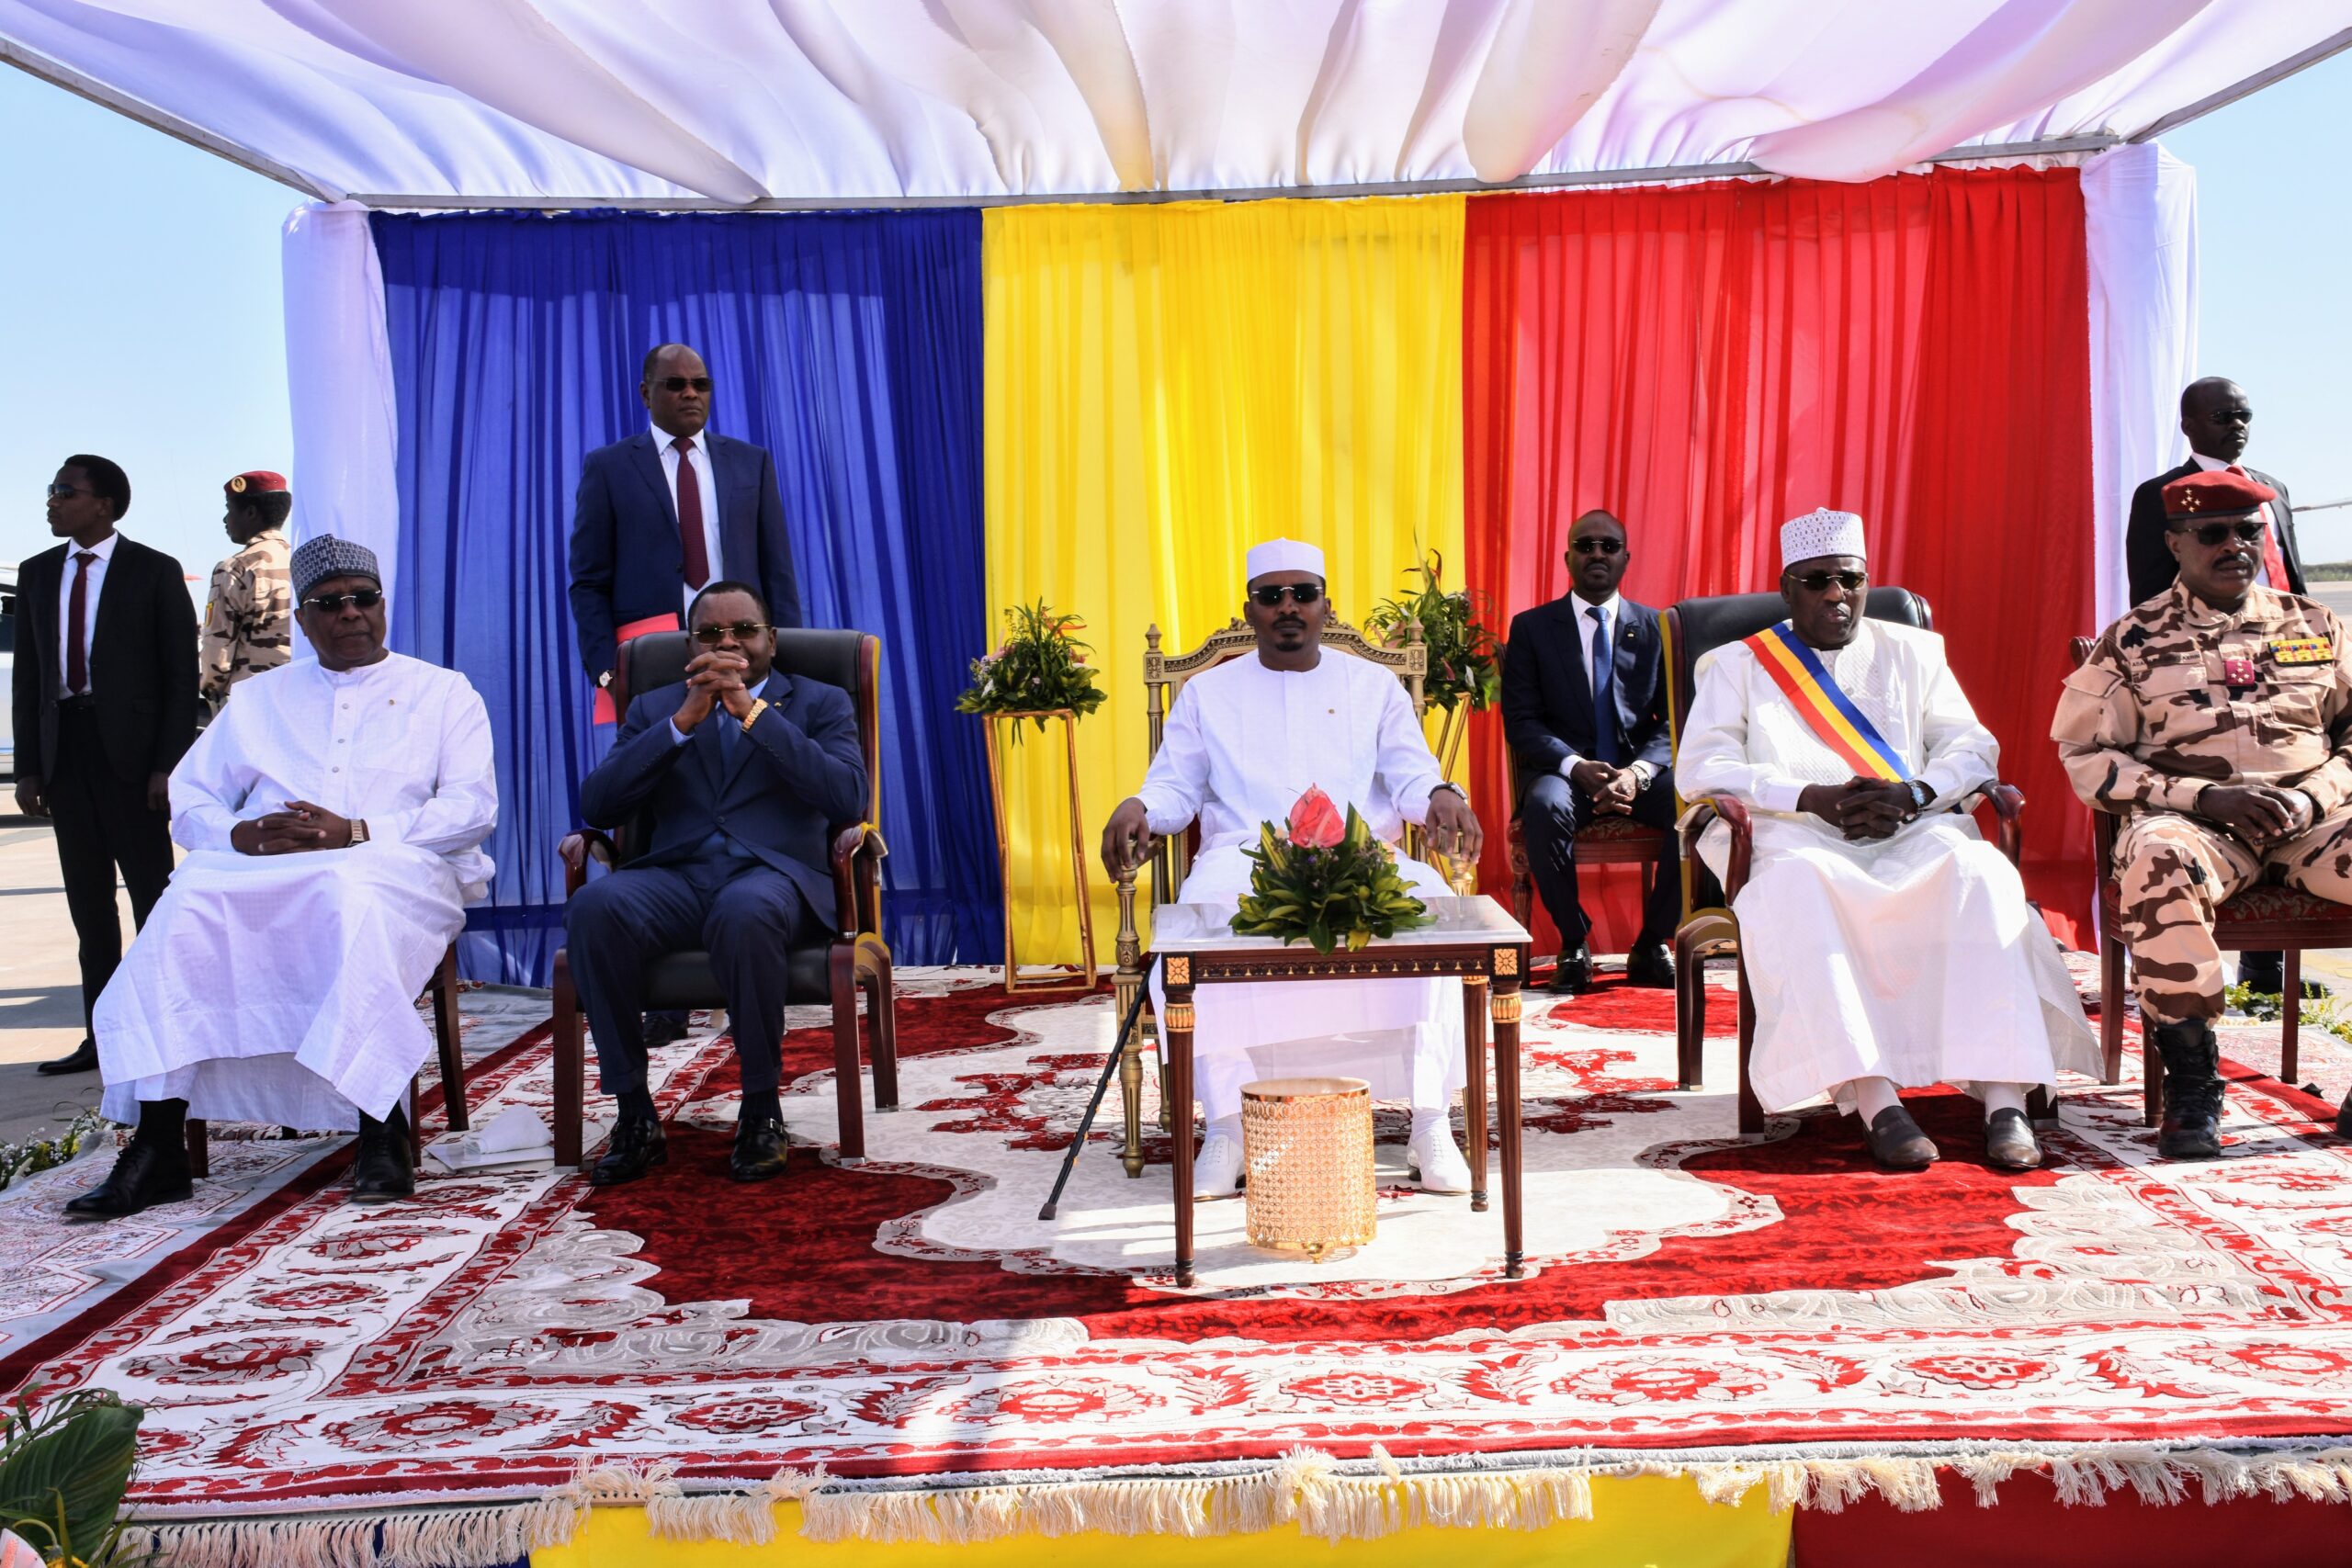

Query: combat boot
left=2151, top=1018, right=2223, bottom=1160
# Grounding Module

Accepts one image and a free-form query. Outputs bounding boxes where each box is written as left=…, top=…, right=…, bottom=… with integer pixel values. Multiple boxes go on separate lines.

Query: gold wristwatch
left=740, top=698, right=770, bottom=733
left=350, top=819, right=370, bottom=845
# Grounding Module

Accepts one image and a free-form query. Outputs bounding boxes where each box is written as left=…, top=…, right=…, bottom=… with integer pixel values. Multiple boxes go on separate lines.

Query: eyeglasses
left=655, top=376, right=714, bottom=394
left=301, top=589, right=383, bottom=613
left=2170, top=519, right=2265, bottom=547
left=45, top=483, right=88, bottom=500
left=693, top=621, right=769, bottom=646
left=1786, top=570, right=1868, bottom=593
left=1249, top=582, right=1324, bottom=607
left=1571, top=537, right=1623, bottom=556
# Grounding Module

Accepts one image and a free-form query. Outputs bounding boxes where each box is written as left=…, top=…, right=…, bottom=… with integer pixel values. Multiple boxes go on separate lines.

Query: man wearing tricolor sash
left=1680, top=509, right=2098, bottom=1170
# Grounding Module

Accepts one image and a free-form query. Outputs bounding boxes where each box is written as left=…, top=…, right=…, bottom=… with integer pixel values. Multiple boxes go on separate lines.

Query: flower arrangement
left=1364, top=550, right=1505, bottom=714
left=0, top=1111, right=103, bottom=1194
left=956, top=601, right=1106, bottom=732
left=1230, top=786, right=1433, bottom=953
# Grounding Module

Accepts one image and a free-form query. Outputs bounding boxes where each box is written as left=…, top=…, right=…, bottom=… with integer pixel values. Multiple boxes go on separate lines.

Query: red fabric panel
left=1793, top=1470, right=2352, bottom=1567
left=1464, top=168, right=2093, bottom=957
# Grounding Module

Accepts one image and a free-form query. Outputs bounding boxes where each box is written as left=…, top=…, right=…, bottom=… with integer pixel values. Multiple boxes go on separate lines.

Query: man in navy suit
left=1500, top=510, right=1684, bottom=994
left=570, top=343, right=807, bottom=1052
left=565, top=582, right=866, bottom=1186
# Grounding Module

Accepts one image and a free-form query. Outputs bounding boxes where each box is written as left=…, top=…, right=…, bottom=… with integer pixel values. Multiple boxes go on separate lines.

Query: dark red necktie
left=2229, top=464, right=2292, bottom=588
left=65, top=549, right=94, bottom=694
left=674, top=437, right=709, bottom=590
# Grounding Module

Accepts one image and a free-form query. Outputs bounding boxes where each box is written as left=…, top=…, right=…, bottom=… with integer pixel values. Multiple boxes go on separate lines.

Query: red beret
left=2163, top=468, right=2275, bottom=520
left=224, top=470, right=288, bottom=497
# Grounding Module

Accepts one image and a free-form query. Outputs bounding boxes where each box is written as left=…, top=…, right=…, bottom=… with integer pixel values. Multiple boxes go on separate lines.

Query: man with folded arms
left=68, top=537, right=498, bottom=1217
left=2057, top=468, right=2352, bottom=1157
left=1679, top=509, right=2097, bottom=1171
left=1098, top=538, right=1486, bottom=1201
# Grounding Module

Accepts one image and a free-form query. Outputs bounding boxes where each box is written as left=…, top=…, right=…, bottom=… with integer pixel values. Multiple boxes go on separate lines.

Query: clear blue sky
left=1, top=50, right=2348, bottom=580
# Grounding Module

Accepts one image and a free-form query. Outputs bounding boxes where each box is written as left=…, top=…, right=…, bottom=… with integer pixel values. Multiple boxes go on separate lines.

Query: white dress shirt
left=1560, top=591, right=1655, bottom=784
left=2190, top=451, right=2285, bottom=588
left=654, top=423, right=723, bottom=615
left=54, top=529, right=119, bottom=696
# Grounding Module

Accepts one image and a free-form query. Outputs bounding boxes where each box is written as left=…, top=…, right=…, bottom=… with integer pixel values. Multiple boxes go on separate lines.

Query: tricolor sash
left=1742, top=621, right=1912, bottom=783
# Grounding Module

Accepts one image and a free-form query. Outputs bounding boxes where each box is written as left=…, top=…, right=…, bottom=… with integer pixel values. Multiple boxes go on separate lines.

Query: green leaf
left=0, top=1390, right=142, bottom=1562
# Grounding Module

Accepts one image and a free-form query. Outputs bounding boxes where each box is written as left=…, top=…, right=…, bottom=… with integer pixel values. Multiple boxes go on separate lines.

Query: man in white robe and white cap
left=1677, top=509, right=2096, bottom=1170
left=66, top=536, right=497, bottom=1218
left=1100, top=539, right=1486, bottom=1199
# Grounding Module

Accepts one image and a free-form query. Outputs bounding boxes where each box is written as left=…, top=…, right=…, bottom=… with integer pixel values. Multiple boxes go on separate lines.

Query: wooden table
left=1149, top=896, right=1534, bottom=1288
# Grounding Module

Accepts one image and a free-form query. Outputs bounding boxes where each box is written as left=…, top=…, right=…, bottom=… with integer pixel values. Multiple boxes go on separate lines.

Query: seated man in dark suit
left=1500, top=509, right=1683, bottom=994
left=565, top=581, right=866, bottom=1187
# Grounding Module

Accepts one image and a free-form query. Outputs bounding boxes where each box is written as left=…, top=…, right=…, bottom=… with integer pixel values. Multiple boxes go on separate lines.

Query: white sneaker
left=1192, top=1133, right=1245, bottom=1201
left=1408, top=1124, right=1473, bottom=1194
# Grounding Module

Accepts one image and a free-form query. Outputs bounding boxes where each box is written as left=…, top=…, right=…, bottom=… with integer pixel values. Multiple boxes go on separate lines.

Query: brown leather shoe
left=1984, top=1107, right=2042, bottom=1171
left=1863, top=1105, right=1938, bottom=1170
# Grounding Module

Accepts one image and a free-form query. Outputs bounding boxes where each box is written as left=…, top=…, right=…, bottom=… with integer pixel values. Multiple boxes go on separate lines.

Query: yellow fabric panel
left=535, top=1479, right=1791, bottom=1566
left=982, top=197, right=1467, bottom=964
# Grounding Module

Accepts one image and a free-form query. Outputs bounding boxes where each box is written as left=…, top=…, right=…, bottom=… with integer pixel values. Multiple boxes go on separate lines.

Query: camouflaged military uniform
left=199, top=528, right=292, bottom=711
left=2053, top=579, right=2352, bottom=1023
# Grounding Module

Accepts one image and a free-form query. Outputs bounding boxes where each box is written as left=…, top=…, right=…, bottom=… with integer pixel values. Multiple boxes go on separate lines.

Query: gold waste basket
left=1241, top=1077, right=1375, bottom=1259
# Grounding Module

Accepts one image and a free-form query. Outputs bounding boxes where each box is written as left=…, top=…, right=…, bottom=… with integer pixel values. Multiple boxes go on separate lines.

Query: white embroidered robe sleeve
left=1678, top=621, right=2096, bottom=1113
left=1141, top=655, right=1464, bottom=1122
left=96, top=653, right=499, bottom=1130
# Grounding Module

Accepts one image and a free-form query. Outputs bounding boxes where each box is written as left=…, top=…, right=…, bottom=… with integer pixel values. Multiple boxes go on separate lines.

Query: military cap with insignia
left=2162, top=468, right=2276, bottom=520
left=224, top=469, right=288, bottom=497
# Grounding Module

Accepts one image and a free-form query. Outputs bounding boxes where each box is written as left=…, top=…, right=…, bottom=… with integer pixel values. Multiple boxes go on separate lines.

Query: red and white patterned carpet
left=6, top=966, right=2352, bottom=1535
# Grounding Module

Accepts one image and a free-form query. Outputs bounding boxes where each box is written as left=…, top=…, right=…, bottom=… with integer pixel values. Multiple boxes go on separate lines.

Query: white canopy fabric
left=2, top=0, right=2346, bottom=207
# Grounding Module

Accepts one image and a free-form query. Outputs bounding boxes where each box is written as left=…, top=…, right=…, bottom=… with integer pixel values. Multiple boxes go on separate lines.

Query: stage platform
left=6, top=966, right=2352, bottom=1566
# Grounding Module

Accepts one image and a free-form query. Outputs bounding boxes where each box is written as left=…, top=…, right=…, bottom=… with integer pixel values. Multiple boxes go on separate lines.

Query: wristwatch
left=350, top=819, right=370, bottom=845
left=740, top=697, right=771, bottom=733
left=596, top=670, right=615, bottom=690
left=1431, top=781, right=1470, bottom=806
left=1905, top=780, right=1932, bottom=814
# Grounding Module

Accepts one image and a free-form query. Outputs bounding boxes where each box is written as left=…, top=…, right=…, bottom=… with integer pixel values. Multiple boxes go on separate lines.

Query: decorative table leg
left=1462, top=975, right=1489, bottom=1213
left=1118, top=1021, right=1148, bottom=1179
left=1164, top=965, right=1197, bottom=1289
left=1491, top=949, right=1527, bottom=1280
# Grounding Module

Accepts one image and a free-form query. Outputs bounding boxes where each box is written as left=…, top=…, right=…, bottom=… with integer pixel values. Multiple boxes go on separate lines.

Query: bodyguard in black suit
left=2122, top=378, right=2306, bottom=998
left=1500, top=510, right=1683, bottom=994
left=13, top=457, right=198, bottom=1073
left=565, top=581, right=866, bottom=1187
left=2125, top=378, right=2303, bottom=608
left=568, top=344, right=805, bottom=686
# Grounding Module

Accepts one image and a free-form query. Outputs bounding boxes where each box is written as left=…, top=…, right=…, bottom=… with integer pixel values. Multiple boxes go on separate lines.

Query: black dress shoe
left=63, top=1139, right=192, bottom=1219
left=2235, top=953, right=2328, bottom=1000
left=1546, top=945, right=1593, bottom=995
left=641, top=1012, right=691, bottom=1050
left=2337, top=1084, right=2352, bottom=1141
left=1984, top=1107, right=2042, bottom=1171
left=1863, top=1105, right=1939, bottom=1170
left=38, top=1038, right=98, bottom=1076
left=729, top=1116, right=791, bottom=1182
left=350, top=1111, right=415, bottom=1203
left=1625, top=942, right=1677, bottom=989
left=592, top=1116, right=668, bottom=1186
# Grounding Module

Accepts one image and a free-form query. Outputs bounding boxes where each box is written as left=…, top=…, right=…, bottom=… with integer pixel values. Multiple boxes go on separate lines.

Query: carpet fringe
left=117, top=1443, right=2352, bottom=1562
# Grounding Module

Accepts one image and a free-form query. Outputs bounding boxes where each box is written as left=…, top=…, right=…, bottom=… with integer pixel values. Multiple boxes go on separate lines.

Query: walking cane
left=1038, top=953, right=1158, bottom=1222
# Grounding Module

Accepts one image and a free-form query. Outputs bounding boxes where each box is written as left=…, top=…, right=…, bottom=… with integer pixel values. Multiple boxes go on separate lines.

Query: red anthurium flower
left=1287, top=785, right=1344, bottom=849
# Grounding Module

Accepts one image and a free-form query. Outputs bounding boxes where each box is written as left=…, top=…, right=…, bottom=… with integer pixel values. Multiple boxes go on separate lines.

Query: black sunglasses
left=1571, top=537, right=1623, bottom=556
left=1249, top=582, right=1324, bottom=607
left=45, top=482, right=89, bottom=500
left=693, top=620, right=769, bottom=646
left=655, top=376, right=714, bottom=394
left=301, top=589, right=383, bottom=613
left=2170, top=519, right=2265, bottom=547
left=1786, top=570, right=1868, bottom=593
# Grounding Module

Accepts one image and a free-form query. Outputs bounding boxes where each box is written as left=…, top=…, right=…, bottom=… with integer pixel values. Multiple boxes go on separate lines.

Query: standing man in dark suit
left=564, top=582, right=866, bottom=1188
left=14, top=456, right=198, bottom=1075
left=2122, top=378, right=2307, bottom=998
left=570, top=343, right=806, bottom=1052
left=1500, top=509, right=1684, bottom=994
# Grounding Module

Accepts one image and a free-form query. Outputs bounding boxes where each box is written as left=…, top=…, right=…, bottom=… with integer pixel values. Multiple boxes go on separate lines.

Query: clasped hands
left=1568, top=759, right=1642, bottom=816
left=2198, top=783, right=2317, bottom=850
left=673, top=649, right=762, bottom=730
left=231, top=801, right=356, bottom=855
left=1797, top=776, right=1918, bottom=841
left=1098, top=791, right=1484, bottom=880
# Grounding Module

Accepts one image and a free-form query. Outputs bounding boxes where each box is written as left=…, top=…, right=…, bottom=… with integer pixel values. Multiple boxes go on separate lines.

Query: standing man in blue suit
left=1500, top=510, right=1687, bottom=994
left=565, top=582, right=866, bottom=1188
left=571, top=343, right=806, bottom=1052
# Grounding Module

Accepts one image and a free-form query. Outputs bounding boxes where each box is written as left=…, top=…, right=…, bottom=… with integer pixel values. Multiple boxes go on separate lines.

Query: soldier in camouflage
left=2054, top=468, right=2352, bottom=1157
left=200, top=470, right=293, bottom=712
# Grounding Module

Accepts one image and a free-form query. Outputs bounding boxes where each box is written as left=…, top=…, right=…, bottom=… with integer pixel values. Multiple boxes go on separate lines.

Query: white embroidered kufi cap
left=1780, top=507, right=1866, bottom=570
left=1245, top=537, right=1327, bottom=581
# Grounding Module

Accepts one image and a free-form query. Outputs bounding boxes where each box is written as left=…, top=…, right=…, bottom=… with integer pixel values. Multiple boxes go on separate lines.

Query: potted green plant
left=0, top=1387, right=145, bottom=1566
left=1364, top=550, right=1505, bottom=778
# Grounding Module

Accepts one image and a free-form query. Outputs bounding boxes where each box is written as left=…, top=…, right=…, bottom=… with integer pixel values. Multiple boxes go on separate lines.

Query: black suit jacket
left=1500, top=594, right=1672, bottom=799
left=12, top=536, right=198, bottom=785
left=2125, top=459, right=2303, bottom=608
left=578, top=670, right=866, bottom=925
left=567, top=430, right=805, bottom=679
